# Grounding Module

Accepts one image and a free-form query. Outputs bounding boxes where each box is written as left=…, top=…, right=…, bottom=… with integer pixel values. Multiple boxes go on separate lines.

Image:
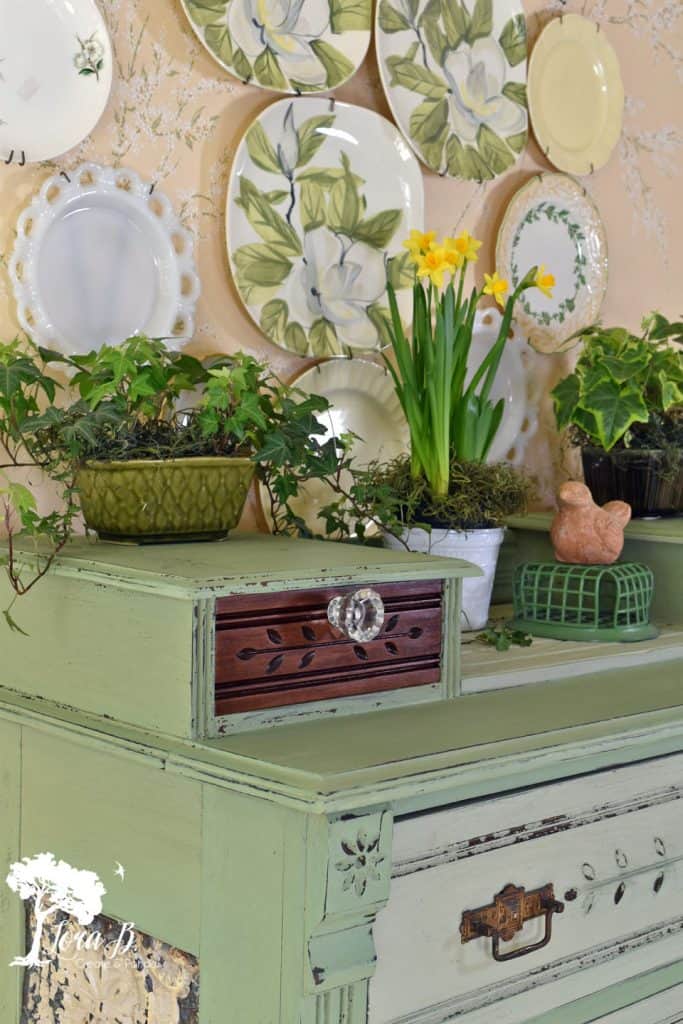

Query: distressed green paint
left=0, top=719, right=21, bottom=1024
left=21, top=730, right=202, bottom=954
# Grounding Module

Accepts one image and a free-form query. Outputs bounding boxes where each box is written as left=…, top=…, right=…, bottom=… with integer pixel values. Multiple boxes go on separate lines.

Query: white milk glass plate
left=10, top=164, right=201, bottom=354
left=0, top=0, right=113, bottom=163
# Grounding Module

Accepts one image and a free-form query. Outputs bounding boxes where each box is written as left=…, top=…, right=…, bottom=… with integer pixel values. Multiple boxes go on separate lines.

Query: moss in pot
left=552, top=314, right=683, bottom=517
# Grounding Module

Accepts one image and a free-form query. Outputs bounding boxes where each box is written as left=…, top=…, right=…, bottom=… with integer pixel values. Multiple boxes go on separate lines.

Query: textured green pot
left=76, top=457, right=255, bottom=543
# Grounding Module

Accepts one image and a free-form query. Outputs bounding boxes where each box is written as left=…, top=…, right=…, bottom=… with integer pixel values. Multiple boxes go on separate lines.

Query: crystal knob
left=327, top=588, right=385, bottom=642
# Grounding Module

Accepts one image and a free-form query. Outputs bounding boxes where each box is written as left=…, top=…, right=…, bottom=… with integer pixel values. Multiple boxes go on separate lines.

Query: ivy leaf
left=238, top=178, right=302, bottom=256
left=658, top=371, right=683, bottom=410
left=409, top=97, right=449, bottom=170
left=351, top=209, right=403, bottom=249
left=233, top=244, right=293, bottom=289
left=254, top=48, right=288, bottom=90
left=284, top=322, right=309, bottom=356
left=552, top=373, right=581, bottom=429
left=330, top=0, right=371, bottom=32
left=467, top=0, right=492, bottom=42
left=499, top=15, right=527, bottom=67
left=259, top=299, right=289, bottom=343
left=378, top=0, right=411, bottom=32
left=300, top=180, right=327, bottom=231
left=297, top=115, right=335, bottom=167
left=477, top=124, right=516, bottom=176
left=310, top=39, right=354, bottom=87
left=581, top=376, right=649, bottom=451
left=386, top=56, right=448, bottom=98
left=309, top=319, right=339, bottom=356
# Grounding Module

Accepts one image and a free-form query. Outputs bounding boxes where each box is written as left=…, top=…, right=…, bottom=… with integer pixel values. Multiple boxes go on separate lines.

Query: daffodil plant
left=383, top=230, right=553, bottom=497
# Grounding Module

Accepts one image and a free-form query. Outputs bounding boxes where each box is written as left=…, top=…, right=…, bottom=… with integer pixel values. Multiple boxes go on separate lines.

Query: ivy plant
left=552, top=314, right=683, bottom=452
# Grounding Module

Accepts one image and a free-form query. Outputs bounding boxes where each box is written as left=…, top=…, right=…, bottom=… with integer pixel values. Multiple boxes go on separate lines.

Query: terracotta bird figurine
left=550, top=482, right=632, bottom=565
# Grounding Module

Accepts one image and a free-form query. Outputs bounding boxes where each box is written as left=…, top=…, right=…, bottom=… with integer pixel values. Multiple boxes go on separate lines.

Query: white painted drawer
left=369, top=754, right=683, bottom=1024
left=598, top=984, right=683, bottom=1022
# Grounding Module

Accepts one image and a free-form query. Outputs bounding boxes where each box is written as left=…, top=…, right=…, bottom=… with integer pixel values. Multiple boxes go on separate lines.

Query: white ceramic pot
left=384, top=526, right=505, bottom=631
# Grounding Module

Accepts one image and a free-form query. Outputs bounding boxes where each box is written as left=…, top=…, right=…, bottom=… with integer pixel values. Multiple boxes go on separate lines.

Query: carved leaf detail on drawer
left=385, top=641, right=399, bottom=656
left=335, top=828, right=385, bottom=899
left=267, top=628, right=283, bottom=645
left=408, top=626, right=423, bottom=639
left=582, top=862, right=596, bottom=881
left=353, top=645, right=369, bottom=662
left=266, top=654, right=284, bottom=674
left=299, top=651, right=316, bottom=669
left=385, top=614, right=400, bottom=633
left=615, top=848, right=628, bottom=868
left=653, top=872, right=665, bottom=893
left=301, top=625, right=317, bottom=642
left=655, top=836, right=667, bottom=857
left=236, top=648, right=258, bottom=661
left=614, top=881, right=626, bottom=904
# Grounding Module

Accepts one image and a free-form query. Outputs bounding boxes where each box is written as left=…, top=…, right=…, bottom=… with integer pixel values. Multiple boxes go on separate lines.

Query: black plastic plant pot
left=582, top=447, right=683, bottom=517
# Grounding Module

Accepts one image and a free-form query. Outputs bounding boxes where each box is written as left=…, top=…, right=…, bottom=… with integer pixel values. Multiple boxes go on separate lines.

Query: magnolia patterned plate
left=528, top=14, right=624, bottom=176
left=0, top=0, right=112, bottom=163
left=10, top=164, right=201, bottom=354
left=227, top=98, right=424, bottom=357
left=495, top=173, right=608, bottom=353
left=375, top=0, right=528, bottom=180
left=258, top=358, right=410, bottom=535
left=181, top=0, right=371, bottom=93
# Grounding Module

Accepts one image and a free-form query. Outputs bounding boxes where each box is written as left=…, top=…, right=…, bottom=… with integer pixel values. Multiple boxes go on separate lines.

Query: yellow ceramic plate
left=528, top=14, right=624, bottom=176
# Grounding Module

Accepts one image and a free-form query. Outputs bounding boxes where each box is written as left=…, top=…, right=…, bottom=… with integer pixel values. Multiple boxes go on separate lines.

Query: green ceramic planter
left=76, top=457, right=255, bottom=543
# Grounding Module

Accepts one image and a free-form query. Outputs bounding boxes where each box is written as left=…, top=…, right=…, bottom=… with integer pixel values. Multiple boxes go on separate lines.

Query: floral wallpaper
left=0, top=0, right=680, bottom=522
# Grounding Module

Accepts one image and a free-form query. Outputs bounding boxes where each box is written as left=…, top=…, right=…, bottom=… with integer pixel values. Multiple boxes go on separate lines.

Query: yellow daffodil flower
left=403, top=230, right=437, bottom=256
left=443, top=245, right=464, bottom=271
left=416, top=247, right=448, bottom=288
left=535, top=264, right=555, bottom=299
left=446, top=231, right=482, bottom=264
left=483, top=271, right=509, bottom=308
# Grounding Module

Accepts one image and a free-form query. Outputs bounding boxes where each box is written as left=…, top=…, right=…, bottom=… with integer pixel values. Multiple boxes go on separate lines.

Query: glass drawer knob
left=327, top=588, right=385, bottom=642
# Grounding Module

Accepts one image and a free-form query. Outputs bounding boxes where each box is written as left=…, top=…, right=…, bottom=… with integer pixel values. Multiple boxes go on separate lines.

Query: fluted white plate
left=10, top=164, right=200, bottom=354
left=0, top=0, right=113, bottom=163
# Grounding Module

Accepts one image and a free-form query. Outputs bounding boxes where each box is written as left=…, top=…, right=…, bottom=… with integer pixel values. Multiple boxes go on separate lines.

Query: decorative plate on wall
left=528, top=14, right=624, bottom=176
left=495, top=173, right=608, bottom=353
left=375, top=0, right=528, bottom=180
left=10, top=164, right=200, bottom=354
left=258, top=358, right=409, bottom=535
left=227, top=98, right=424, bottom=357
left=0, top=0, right=113, bottom=163
left=180, top=0, right=371, bottom=93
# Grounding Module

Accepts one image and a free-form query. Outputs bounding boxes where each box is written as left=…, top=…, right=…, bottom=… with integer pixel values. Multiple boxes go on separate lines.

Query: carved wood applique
left=214, top=580, right=443, bottom=714
left=565, top=836, right=680, bottom=914
left=20, top=906, right=199, bottom=1024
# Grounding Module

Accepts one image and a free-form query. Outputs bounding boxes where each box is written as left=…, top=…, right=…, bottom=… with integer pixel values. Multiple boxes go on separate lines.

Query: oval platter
left=0, top=0, right=113, bottom=163
left=528, top=14, right=624, bottom=176
left=10, top=164, right=201, bottom=354
left=495, top=173, right=608, bottom=353
left=181, top=0, right=371, bottom=93
left=375, top=0, right=528, bottom=179
left=227, top=97, right=424, bottom=358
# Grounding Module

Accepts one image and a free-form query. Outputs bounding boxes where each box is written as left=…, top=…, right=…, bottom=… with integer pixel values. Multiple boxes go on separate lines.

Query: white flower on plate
left=228, top=0, right=329, bottom=87
left=277, top=104, right=300, bottom=177
left=443, top=37, right=526, bottom=143
left=296, top=227, right=386, bottom=348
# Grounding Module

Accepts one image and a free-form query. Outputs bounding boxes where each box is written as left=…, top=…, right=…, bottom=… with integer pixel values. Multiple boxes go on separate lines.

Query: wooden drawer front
left=598, top=985, right=683, bottom=1022
left=214, top=580, right=442, bottom=714
left=369, top=754, right=683, bottom=1024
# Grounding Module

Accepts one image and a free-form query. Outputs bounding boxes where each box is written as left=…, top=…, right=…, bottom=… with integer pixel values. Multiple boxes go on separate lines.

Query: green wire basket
left=511, top=562, right=659, bottom=643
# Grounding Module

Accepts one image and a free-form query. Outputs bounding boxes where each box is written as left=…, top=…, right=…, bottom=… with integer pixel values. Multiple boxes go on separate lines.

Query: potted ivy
left=552, top=314, right=683, bottom=516
left=343, top=230, right=549, bottom=630
left=0, top=335, right=345, bottom=629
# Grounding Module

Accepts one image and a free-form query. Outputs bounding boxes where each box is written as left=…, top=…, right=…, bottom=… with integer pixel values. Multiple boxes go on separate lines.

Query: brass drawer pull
left=327, top=588, right=385, bottom=642
left=460, top=883, right=564, bottom=963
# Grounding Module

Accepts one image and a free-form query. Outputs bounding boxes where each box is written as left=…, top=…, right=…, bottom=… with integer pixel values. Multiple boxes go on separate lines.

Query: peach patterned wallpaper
left=0, top=0, right=681, bottom=528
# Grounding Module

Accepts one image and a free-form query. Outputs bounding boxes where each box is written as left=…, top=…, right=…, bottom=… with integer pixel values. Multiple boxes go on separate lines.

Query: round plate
left=227, top=98, right=424, bottom=357
left=10, top=164, right=201, bottom=354
left=495, top=173, right=608, bottom=353
left=180, top=0, right=371, bottom=93
left=258, top=359, right=409, bottom=535
left=528, top=14, right=624, bottom=176
left=0, top=0, right=112, bottom=164
left=469, top=308, right=537, bottom=464
left=375, top=0, right=528, bottom=179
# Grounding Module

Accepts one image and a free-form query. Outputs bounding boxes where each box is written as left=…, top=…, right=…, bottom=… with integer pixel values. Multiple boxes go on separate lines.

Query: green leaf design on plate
left=246, top=122, right=281, bottom=174
left=477, top=124, right=516, bottom=175
left=441, top=0, right=470, bottom=49
left=330, top=0, right=371, bottom=32
left=328, top=153, right=361, bottom=234
left=379, top=0, right=411, bottom=32
left=233, top=244, right=293, bottom=289
left=467, top=0, right=492, bottom=43
left=506, top=129, right=527, bottom=154
left=187, top=0, right=228, bottom=28
left=284, top=322, right=309, bottom=355
left=254, top=47, right=288, bottom=90
left=445, top=133, right=493, bottom=180
left=387, top=251, right=415, bottom=290
left=297, top=166, right=365, bottom=189
left=352, top=209, right=403, bottom=249
left=232, top=45, right=253, bottom=82
left=309, top=318, right=339, bottom=356
left=264, top=190, right=290, bottom=204
left=420, top=7, right=448, bottom=64
left=300, top=180, right=327, bottom=231
left=386, top=56, right=448, bottom=98
left=260, top=299, right=289, bottom=342
left=502, top=81, right=527, bottom=107
left=239, top=178, right=302, bottom=256
left=297, top=115, right=335, bottom=167
left=203, top=24, right=233, bottom=66
left=409, top=97, right=449, bottom=170
left=310, top=39, right=354, bottom=87
left=499, top=15, right=527, bottom=67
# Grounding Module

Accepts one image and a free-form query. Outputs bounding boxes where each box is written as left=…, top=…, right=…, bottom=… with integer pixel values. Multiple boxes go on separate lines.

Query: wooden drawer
left=598, top=984, right=683, bottom=1022
left=214, top=580, right=443, bottom=714
left=370, top=754, right=683, bottom=1024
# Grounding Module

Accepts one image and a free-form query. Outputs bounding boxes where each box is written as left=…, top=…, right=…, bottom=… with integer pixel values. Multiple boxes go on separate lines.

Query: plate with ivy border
left=227, top=97, right=424, bottom=357
left=0, top=0, right=112, bottom=163
left=181, top=0, right=371, bottom=93
left=375, top=0, right=528, bottom=180
left=495, top=173, right=608, bottom=353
